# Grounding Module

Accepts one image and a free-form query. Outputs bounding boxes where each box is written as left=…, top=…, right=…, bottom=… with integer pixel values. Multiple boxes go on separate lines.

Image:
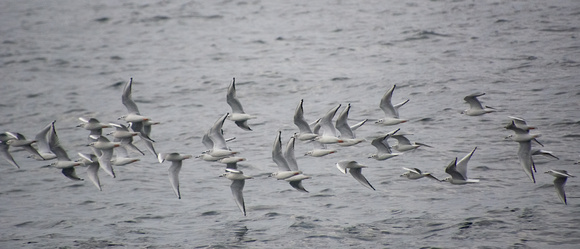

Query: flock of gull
left=0, top=79, right=576, bottom=216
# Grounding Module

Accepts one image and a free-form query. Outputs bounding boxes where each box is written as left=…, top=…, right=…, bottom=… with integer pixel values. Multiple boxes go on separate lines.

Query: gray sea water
left=1, top=0, right=580, bottom=248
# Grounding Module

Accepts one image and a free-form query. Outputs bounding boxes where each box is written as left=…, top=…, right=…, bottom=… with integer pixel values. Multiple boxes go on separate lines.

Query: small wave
left=540, top=27, right=578, bottom=32
left=201, top=210, right=220, bottom=216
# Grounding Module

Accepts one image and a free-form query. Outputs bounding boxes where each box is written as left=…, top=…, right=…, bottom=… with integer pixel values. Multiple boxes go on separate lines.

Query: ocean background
left=1, top=0, right=579, bottom=248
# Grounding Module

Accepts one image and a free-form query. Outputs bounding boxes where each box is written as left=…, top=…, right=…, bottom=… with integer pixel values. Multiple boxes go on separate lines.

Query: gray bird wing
left=168, top=160, right=183, bottom=199
left=122, top=78, right=141, bottom=114
left=294, top=99, right=314, bottom=134
left=349, top=168, right=375, bottom=190
left=335, top=103, right=355, bottom=139
left=226, top=78, right=245, bottom=114
left=272, top=131, right=291, bottom=171
left=230, top=179, right=246, bottom=216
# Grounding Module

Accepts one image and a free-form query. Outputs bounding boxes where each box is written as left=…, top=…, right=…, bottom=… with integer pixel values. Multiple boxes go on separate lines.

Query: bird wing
left=392, top=134, right=412, bottom=146
left=226, top=162, right=238, bottom=170
left=379, top=85, right=399, bottom=118
left=293, top=99, right=314, bottom=134
left=230, top=179, right=246, bottom=216
left=61, top=167, right=83, bottom=181
left=371, top=134, right=393, bottom=154
left=98, top=148, right=116, bottom=178
left=122, top=78, right=140, bottom=114
left=35, top=121, right=54, bottom=155
left=226, top=78, right=246, bottom=114
left=319, top=104, right=341, bottom=138
left=553, top=177, right=568, bottom=205
left=335, top=104, right=355, bottom=139
left=464, top=93, right=485, bottom=110
left=47, top=122, right=71, bottom=161
left=349, top=168, right=376, bottom=190
left=209, top=114, right=230, bottom=151
left=445, top=158, right=465, bottom=181
left=86, top=163, right=102, bottom=191
left=456, top=147, right=477, bottom=179
left=283, top=135, right=299, bottom=171
left=168, top=160, right=183, bottom=199
left=289, top=180, right=309, bottom=193
left=272, top=131, right=291, bottom=171
left=517, top=141, right=535, bottom=183
left=0, top=143, right=19, bottom=168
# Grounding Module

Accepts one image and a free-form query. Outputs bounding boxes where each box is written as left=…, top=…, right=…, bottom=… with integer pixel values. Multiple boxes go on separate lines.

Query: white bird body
left=271, top=170, right=302, bottom=180
left=305, top=148, right=337, bottom=157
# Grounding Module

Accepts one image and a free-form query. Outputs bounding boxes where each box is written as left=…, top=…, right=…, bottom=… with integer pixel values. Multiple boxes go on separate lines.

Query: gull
left=545, top=170, right=575, bottom=205
left=314, top=104, right=344, bottom=144
left=442, top=147, right=479, bottom=184
left=198, top=128, right=237, bottom=161
left=0, top=133, right=19, bottom=168
left=120, top=78, right=157, bottom=156
left=335, top=103, right=366, bottom=146
left=390, top=132, right=432, bottom=152
left=29, top=121, right=57, bottom=161
left=4, top=132, right=44, bottom=161
left=369, top=128, right=401, bottom=160
left=47, top=121, right=83, bottom=181
left=293, top=99, right=318, bottom=141
left=158, top=152, right=193, bottom=199
left=461, top=93, right=496, bottom=116
left=376, top=84, right=409, bottom=125
left=77, top=117, right=110, bottom=138
left=336, top=160, right=375, bottom=190
left=505, top=121, right=542, bottom=183
left=401, top=167, right=441, bottom=181
left=111, top=146, right=140, bottom=166
left=270, top=131, right=310, bottom=192
left=88, top=136, right=120, bottom=178
left=108, top=123, right=144, bottom=156
left=505, top=120, right=543, bottom=146
left=207, top=113, right=239, bottom=158
left=226, top=78, right=256, bottom=131
left=78, top=153, right=102, bottom=191
left=119, top=78, right=150, bottom=124
left=220, top=161, right=252, bottom=216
